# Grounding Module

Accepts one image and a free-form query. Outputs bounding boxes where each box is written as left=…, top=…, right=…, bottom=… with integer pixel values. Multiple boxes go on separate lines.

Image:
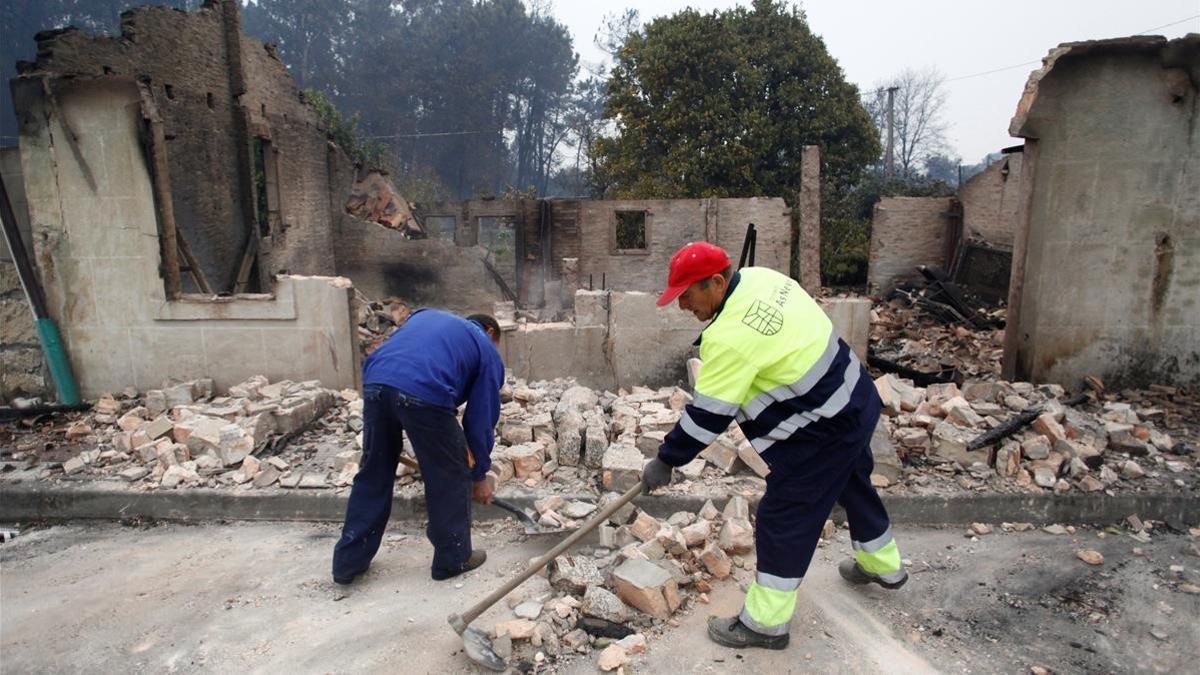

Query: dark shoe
left=333, top=567, right=367, bottom=585
left=431, top=549, right=487, bottom=581
left=838, top=558, right=908, bottom=589
left=706, top=616, right=789, bottom=650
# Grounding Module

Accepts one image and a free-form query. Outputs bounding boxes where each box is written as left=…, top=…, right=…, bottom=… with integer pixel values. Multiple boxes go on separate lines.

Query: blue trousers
left=332, top=384, right=473, bottom=578
left=755, top=403, right=893, bottom=582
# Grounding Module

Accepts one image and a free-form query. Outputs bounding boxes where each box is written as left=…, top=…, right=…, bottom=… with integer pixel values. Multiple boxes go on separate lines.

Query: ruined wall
left=18, top=1, right=345, bottom=291
left=0, top=147, right=48, bottom=401
left=959, top=152, right=1023, bottom=247
left=571, top=197, right=791, bottom=293
left=14, top=78, right=359, bottom=398
left=19, top=3, right=249, bottom=288
left=868, top=197, right=958, bottom=293
left=1006, top=35, right=1200, bottom=387
left=501, top=290, right=871, bottom=390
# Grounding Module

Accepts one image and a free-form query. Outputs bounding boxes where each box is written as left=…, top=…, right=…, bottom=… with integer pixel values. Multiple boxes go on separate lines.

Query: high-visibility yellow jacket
left=659, top=267, right=880, bottom=467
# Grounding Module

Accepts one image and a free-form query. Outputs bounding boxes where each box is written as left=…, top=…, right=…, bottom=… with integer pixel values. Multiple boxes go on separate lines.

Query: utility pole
left=885, top=86, right=898, bottom=181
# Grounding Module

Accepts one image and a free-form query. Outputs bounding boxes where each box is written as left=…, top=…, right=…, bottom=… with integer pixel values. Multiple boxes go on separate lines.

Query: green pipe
left=35, top=317, right=80, bottom=405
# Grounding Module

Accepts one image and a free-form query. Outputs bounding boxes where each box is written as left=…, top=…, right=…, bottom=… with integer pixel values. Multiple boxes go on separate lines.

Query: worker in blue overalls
left=643, top=242, right=907, bottom=650
left=332, top=310, right=505, bottom=584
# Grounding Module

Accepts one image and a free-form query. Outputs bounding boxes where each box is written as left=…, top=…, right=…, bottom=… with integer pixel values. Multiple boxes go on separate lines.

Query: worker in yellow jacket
left=643, top=242, right=906, bottom=650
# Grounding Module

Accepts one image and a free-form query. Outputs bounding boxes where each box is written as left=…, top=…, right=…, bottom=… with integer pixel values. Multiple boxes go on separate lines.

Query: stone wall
left=868, top=197, right=958, bottom=293
left=1005, top=35, right=1200, bottom=387
left=959, top=152, right=1023, bottom=247
left=13, top=78, right=359, bottom=398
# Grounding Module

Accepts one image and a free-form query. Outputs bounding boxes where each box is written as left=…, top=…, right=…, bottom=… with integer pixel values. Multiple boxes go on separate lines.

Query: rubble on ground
left=870, top=296, right=1005, bottom=380
left=872, top=372, right=1197, bottom=498
left=1, top=365, right=1195, bottom=503
left=355, top=292, right=411, bottom=356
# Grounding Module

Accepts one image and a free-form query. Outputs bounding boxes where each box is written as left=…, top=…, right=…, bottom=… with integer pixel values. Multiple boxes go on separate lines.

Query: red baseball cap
left=657, top=241, right=731, bottom=307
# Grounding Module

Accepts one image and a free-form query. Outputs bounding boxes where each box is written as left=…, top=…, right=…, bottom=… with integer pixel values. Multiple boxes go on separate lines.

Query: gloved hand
left=642, top=458, right=674, bottom=491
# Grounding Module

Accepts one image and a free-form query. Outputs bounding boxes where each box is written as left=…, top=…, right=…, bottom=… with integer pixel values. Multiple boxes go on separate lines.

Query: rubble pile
left=3, top=371, right=1194, bottom=500
left=491, top=493, right=807, bottom=670
left=355, top=292, right=410, bottom=356
left=13, top=377, right=347, bottom=489
left=870, top=298, right=1005, bottom=380
left=484, top=380, right=769, bottom=496
left=875, top=374, right=1198, bottom=495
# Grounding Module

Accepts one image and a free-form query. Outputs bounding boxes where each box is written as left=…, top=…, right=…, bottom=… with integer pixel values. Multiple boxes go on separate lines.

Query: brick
left=494, top=619, right=536, bottom=640
left=722, top=496, right=750, bottom=520
left=681, top=520, right=711, bottom=548
left=700, top=435, right=744, bottom=474
left=718, top=518, right=754, bottom=554
left=502, top=442, right=544, bottom=478
left=1032, top=413, right=1066, bottom=443
left=1022, top=436, right=1051, bottom=460
left=143, top=415, right=174, bottom=441
left=611, top=558, right=680, bottom=620
left=698, top=542, right=732, bottom=579
left=627, top=511, right=661, bottom=542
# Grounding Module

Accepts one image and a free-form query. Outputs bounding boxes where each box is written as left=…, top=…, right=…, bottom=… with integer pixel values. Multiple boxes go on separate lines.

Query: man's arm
left=462, top=348, right=505, bottom=482
left=658, top=343, right=756, bottom=467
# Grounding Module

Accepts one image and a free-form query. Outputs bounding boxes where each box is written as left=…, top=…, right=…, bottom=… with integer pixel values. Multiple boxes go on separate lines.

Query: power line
left=367, top=130, right=499, bottom=139
left=1135, top=14, right=1199, bottom=35
left=942, top=13, right=1199, bottom=84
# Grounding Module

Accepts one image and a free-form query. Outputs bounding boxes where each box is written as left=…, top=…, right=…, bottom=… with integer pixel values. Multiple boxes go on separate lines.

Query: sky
left=553, top=0, right=1200, bottom=164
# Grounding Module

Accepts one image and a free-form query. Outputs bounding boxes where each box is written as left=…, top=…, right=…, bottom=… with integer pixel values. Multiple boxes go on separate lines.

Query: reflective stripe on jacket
left=658, top=267, right=879, bottom=467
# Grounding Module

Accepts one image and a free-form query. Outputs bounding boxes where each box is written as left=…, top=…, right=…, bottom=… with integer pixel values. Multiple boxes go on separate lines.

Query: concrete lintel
left=153, top=277, right=297, bottom=321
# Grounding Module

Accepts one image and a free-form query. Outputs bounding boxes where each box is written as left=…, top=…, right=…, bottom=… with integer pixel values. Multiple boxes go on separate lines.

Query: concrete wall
left=0, top=147, right=48, bottom=401
left=1005, top=35, right=1200, bottom=387
left=501, top=290, right=871, bottom=391
left=959, top=152, right=1022, bottom=247
left=868, top=197, right=958, bottom=293
left=15, top=78, right=359, bottom=398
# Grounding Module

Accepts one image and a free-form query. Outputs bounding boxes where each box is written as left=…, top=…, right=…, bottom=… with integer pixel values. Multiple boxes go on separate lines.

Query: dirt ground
left=2, top=519, right=1197, bottom=673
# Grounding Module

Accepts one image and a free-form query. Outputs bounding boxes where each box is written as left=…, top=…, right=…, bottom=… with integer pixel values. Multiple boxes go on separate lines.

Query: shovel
left=448, top=480, right=646, bottom=671
left=489, top=497, right=571, bottom=536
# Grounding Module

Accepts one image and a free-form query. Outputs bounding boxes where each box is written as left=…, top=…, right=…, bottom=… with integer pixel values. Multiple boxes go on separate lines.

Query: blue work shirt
left=362, top=309, right=504, bottom=481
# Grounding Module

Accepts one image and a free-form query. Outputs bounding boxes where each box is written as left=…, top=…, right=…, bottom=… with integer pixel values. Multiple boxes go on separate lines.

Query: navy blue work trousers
left=332, top=384, right=473, bottom=578
left=755, top=409, right=892, bottom=581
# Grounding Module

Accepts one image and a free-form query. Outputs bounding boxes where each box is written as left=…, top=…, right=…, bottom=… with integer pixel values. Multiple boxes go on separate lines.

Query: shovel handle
left=452, top=481, right=646, bottom=630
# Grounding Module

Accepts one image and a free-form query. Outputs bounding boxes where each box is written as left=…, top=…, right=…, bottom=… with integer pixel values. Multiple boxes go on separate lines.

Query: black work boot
left=838, top=558, right=908, bottom=589
left=706, top=616, right=789, bottom=650
left=432, top=549, right=487, bottom=581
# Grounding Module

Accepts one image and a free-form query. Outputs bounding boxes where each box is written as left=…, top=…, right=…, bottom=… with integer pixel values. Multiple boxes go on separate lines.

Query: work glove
left=642, top=458, right=674, bottom=492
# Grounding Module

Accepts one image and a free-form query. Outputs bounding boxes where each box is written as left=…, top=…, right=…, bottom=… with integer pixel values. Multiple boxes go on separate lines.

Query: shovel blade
left=462, top=625, right=507, bottom=672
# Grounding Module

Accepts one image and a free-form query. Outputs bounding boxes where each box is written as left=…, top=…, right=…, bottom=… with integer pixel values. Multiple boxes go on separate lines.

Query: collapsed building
left=1, top=0, right=834, bottom=402
left=868, top=34, right=1198, bottom=389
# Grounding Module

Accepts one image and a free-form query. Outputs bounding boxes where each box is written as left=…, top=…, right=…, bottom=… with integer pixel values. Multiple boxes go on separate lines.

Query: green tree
left=592, top=0, right=878, bottom=200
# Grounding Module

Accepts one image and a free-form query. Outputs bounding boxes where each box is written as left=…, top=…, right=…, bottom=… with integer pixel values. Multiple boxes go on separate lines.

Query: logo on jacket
left=742, top=300, right=784, bottom=335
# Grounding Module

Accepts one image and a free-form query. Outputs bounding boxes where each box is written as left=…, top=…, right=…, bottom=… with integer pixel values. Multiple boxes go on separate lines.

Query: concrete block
left=601, top=443, right=643, bottom=491
left=636, top=430, right=666, bottom=458
left=581, top=585, right=631, bottom=624
left=548, top=555, right=603, bottom=594
left=611, top=558, right=680, bottom=620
